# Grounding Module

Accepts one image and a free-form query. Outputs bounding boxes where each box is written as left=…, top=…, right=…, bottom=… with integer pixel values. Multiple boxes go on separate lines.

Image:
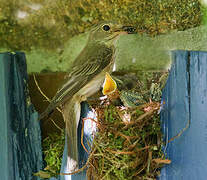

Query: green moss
left=201, top=5, right=207, bottom=25
left=88, top=102, right=166, bottom=179
left=42, top=131, right=65, bottom=177
left=0, top=0, right=201, bottom=51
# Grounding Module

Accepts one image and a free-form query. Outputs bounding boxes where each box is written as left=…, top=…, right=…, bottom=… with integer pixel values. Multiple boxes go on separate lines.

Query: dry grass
left=86, top=98, right=170, bottom=180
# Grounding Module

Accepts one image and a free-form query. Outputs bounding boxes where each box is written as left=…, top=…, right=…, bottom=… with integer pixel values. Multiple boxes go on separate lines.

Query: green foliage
left=42, top=131, right=65, bottom=177
left=201, top=5, right=207, bottom=25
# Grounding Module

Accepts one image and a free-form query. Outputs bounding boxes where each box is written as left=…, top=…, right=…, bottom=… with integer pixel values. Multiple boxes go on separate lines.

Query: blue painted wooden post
left=0, top=52, right=43, bottom=180
left=160, top=51, right=207, bottom=179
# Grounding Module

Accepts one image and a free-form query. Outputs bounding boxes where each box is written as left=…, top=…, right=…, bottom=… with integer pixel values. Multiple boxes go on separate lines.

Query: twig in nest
left=114, top=132, right=132, bottom=143
left=81, top=117, right=97, bottom=153
left=49, top=118, right=63, bottom=132
left=130, top=102, right=156, bottom=114
left=152, top=158, right=171, bottom=164
left=160, top=117, right=190, bottom=168
left=81, top=118, right=89, bottom=153
left=135, top=145, right=151, bottom=152
left=167, top=118, right=190, bottom=144
left=132, top=155, right=148, bottom=177
left=123, top=107, right=158, bottom=129
left=82, top=117, right=100, bottom=126
left=106, top=148, right=136, bottom=155
left=100, top=166, right=115, bottom=180
left=106, top=145, right=150, bottom=155
left=147, top=151, right=152, bottom=174
left=81, top=117, right=99, bottom=153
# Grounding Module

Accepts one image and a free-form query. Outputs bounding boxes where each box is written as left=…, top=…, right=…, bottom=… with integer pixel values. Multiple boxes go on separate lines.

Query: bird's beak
left=102, top=72, right=117, bottom=95
left=114, top=26, right=136, bottom=34
left=122, top=26, right=136, bottom=34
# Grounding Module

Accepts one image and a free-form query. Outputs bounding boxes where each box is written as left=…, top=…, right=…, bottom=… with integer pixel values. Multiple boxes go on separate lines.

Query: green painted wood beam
left=1, top=26, right=207, bottom=73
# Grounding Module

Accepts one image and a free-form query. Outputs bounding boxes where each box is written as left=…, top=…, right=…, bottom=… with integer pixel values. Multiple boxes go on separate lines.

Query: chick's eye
left=102, top=25, right=110, bottom=31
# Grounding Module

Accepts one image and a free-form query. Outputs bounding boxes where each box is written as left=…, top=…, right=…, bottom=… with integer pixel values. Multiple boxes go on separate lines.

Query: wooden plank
left=0, top=52, right=43, bottom=180
left=188, top=51, right=207, bottom=178
left=0, top=53, right=12, bottom=180
left=160, top=50, right=190, bottom=179
left=160, top=51, right=207, bottom=179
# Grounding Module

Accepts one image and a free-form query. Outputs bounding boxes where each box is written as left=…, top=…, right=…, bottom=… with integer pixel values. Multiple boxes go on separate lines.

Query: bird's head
left=88, top=22, right=136, bottom=45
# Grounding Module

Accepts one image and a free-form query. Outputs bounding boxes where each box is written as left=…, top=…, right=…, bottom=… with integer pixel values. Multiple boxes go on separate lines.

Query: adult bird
left=39, top=22, right=135, bottom=171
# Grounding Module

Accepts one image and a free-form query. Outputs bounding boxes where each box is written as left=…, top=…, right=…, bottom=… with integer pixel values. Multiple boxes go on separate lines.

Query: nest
left=86, top=96, right=170, bottom=180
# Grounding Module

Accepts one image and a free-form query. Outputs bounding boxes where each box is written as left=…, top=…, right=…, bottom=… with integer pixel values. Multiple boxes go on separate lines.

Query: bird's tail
left=63, top=98, right=81, bottom=172
left=39, top=96, right=81, bottom=172
left=38, top=90, right=65, bottom=120
left=38, top=102, right=57, bottom=120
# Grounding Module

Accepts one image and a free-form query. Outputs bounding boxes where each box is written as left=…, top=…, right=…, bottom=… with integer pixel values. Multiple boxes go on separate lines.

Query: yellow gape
left=102, top=72, right=117, bottom=95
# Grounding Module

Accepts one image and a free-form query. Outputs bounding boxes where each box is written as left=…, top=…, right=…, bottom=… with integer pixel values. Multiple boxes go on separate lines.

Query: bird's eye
left=102, top=24, right=110, bottom=31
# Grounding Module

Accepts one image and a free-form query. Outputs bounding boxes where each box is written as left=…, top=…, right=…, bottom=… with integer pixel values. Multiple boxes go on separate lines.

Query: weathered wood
left=160, top=51, right=207, bottom=179
left=0, top=52, right=43, bottom=180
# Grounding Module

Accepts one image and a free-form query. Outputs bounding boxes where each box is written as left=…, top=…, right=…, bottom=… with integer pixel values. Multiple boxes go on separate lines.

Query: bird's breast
left=76, top=63, right=114, bottom=100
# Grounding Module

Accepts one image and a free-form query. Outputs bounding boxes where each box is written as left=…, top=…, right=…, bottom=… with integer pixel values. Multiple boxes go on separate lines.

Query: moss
left=0, top=0, right=202, bottom=51
left=88, top=101, right=167, bottom=179
left=41, top=131, right=65, bottom=177
left=201, top=5, right=207, bottom=25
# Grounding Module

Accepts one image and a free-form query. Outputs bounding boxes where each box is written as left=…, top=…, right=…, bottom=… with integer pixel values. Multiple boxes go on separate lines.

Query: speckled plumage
left=39, top=22, right=135, bottom=172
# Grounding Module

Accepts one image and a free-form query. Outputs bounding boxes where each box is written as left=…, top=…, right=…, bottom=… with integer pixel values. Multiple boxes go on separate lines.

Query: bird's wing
left=53, top=61, right=101, bottom=104
left=39, top=45, right=114, bottom=119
